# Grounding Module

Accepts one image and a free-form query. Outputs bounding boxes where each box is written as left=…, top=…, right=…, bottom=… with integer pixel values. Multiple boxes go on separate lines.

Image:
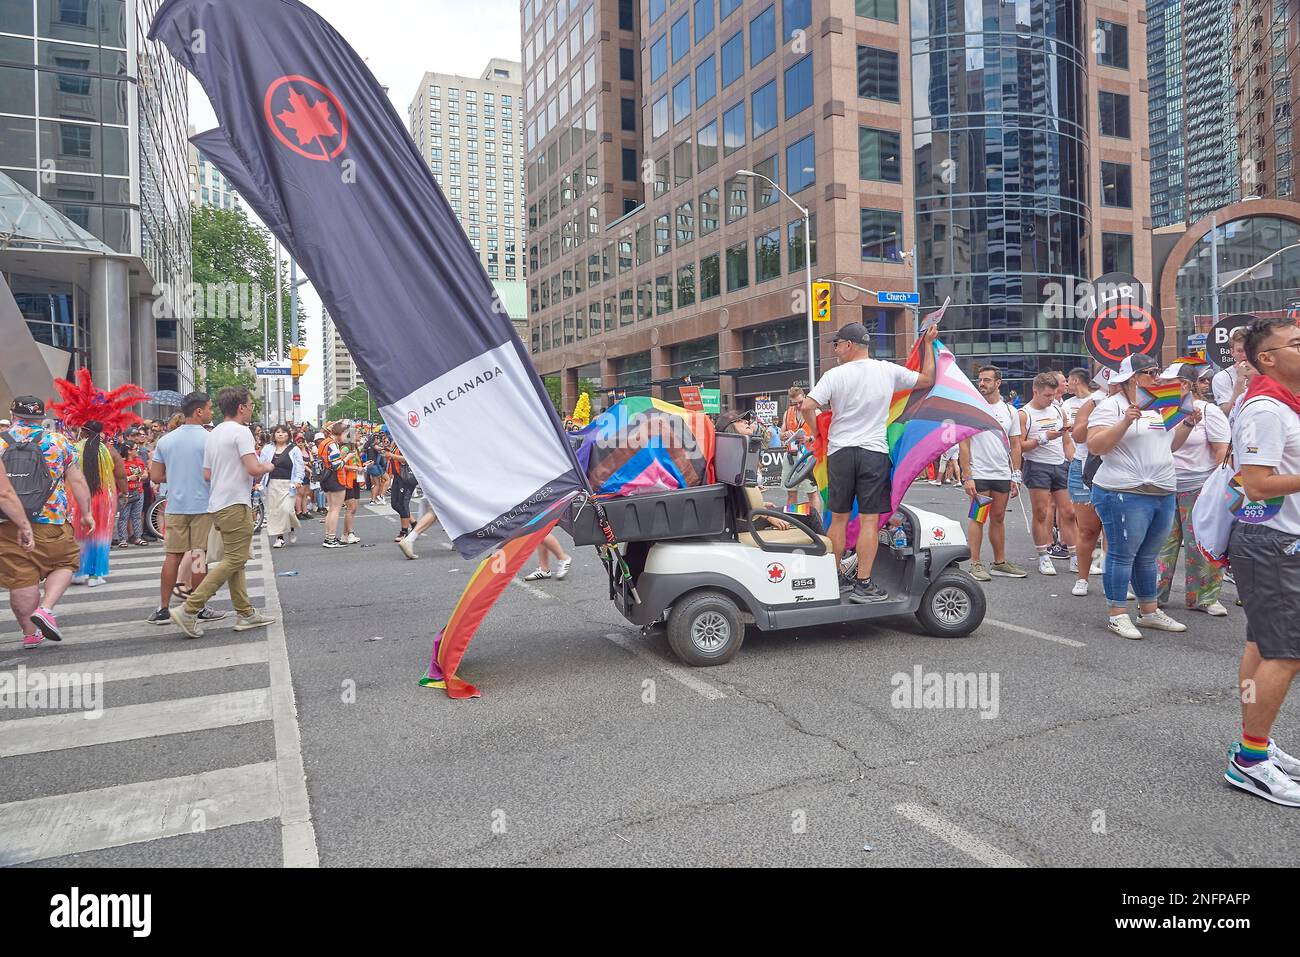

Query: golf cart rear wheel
left=915, top=569, right=985, bottom=638
left=666, top=590, right=743, bottom=666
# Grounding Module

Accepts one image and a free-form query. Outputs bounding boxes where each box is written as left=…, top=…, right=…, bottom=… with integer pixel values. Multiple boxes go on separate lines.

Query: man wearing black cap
left=802, top=321, right=940, bottom=602
left=0, top=396, right=93, bottom=648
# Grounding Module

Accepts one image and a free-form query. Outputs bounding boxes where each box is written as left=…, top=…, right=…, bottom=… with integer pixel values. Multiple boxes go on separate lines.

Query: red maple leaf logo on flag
left=1101, top=312, right=1151, bottom=352
left=277, top=88, right=338, bottom=148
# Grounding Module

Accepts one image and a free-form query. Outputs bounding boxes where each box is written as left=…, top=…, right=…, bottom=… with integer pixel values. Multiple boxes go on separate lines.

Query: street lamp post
left=736, top=169, right=815, bottom=389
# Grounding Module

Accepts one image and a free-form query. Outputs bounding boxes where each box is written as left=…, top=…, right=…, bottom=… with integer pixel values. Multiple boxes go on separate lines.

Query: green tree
left=326, top=385, right=377, bottom=422
left=204, top=364, right=262, bottom=423
left=190, top=205, right=307, bottom=370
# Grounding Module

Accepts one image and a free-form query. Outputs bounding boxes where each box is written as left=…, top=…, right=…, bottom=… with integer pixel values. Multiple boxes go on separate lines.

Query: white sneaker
left=273, top=538, right=285, bottom=549
left=1270, top=740, right=1300, bottom=781
left=345, top=533, right=360, bottom=545
left=1090, top=555, right=1104, bottom=576
left=1107, top=614, right=1142, bottom=640
left=1198, top=601, right=1228, bottom=617
left=71, top=574, right=88, bottom=585
left=398, top=535, right=418, bottom=560
left=288, top=531, right=297, bottom=545
left=1137, top=608, right=1186, bottom=632
left=1069, top=555, right=1078, bottom=574
left=1225, top=757, right=1300, bottom=807
left=87, top=576, right=105, bottom=587
left=1071, top=578, right=1089, bottom=596
left=1038, top=555, right=1056, bottom=576
left=555, top=557, right=572, bottom=580
left=522, top=568, right=552, bottom=582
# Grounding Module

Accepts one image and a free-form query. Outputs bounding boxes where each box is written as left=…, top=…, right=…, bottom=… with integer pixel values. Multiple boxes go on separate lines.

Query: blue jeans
left=1089, top=486, right=1176, bottom=606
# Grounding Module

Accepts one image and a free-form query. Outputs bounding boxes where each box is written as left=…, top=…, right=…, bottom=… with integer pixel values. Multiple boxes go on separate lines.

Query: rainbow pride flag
left=420, top=495, right=575, bottom=698
left=1136, top=382, right=1191, bottom=428
left=968, top=495, right=992, bottom=525
left=810, top=337, right=1006, bottom=547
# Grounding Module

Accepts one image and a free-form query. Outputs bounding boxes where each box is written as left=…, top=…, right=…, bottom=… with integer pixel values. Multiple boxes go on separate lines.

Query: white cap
left=314, top=431, right=325, bottom=441
left=1091, top=367, right=1113, bottom=388
left=1109, top=352, right=1160, bottom=385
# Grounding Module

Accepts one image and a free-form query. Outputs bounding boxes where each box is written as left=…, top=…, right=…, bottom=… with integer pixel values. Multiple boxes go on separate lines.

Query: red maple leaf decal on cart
left=277, top=88, right=338, bottom=147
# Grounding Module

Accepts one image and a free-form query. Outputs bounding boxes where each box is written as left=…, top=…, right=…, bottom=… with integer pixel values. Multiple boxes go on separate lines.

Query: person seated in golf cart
left=714, top=410, right=795, bottom=532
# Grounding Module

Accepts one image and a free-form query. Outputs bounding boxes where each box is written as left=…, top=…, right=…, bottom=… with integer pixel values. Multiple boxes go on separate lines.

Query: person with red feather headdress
left=49, top=369, right=143, bottom=586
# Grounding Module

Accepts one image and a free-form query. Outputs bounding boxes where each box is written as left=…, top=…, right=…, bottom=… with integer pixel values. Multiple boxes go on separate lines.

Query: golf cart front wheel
left=666, top=590, right=744, bottom=666
left=915, top=569, right=986, bottom=638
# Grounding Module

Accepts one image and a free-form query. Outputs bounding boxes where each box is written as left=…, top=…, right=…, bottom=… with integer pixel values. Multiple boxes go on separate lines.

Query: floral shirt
left=124, top=456, right=148, bottom=494
left=0, top=425, right=77, bottom=524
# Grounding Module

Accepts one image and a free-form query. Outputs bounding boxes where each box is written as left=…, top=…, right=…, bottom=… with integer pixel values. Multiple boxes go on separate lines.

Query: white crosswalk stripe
left=0, top=532, right=316, bottom=866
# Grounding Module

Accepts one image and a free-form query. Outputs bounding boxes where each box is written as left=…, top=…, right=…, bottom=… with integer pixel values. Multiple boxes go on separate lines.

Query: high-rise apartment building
left=0, top=0, right=192, bottom=408
left=188, top=139, right=241, bottom=210
left=1147, top=0, right=1238, bottom=228
left=321, top=307, right=363, bottom=412
left=1233, top=0, right=1300, bottom=201
left=524, top=0, right=1152, bottom=410
left=408, top=59, right=527, bottom=282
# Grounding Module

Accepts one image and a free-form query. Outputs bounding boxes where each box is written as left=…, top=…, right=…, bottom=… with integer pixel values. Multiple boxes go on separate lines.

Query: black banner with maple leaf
left=149, top=0, right=586, bottom=559
left=1084, top=271, right=1164, bottom=371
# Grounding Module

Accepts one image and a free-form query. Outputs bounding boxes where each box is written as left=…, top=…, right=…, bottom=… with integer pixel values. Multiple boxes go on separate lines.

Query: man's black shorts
left=1022, top=460, right=1069, bottom=492
left=1229, top=521, right=1300, bottom=658
left=345, top=485, right=361, bottom=501
left=974, top=479, right=1011, bottom=495
left=321, top=473, right=343, bottom=494
left=827, top=447, right=892, bottom=515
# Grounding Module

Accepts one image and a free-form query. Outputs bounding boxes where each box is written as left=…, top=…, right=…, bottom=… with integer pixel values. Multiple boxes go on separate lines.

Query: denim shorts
left=1067, top=459, right=1091, bottom=504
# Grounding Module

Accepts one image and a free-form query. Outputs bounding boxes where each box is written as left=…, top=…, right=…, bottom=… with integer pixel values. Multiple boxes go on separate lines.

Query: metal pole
left=911, top=244, right=920, bottom=335
left=802, top=209, right=814, bottom=388
left=274, top=238, right=284, bottom=424
left=290, top=259, right=299, bottom=424
left=1210, top=212, right=1221, bottom=329
left=262, top=291, right=271, bottom=420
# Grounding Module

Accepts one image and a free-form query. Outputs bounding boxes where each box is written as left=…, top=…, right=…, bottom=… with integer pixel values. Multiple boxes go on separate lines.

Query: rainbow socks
left=1238, top=733, right=1270, bottom=767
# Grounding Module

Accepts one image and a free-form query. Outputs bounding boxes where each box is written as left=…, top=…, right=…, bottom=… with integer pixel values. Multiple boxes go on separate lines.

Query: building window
left=672, top=13, right=691, bottom=62
left=783, top=0, right=811, bottom=38
left=755, top=228, right=781, bottom=282
left=858, top=127, right=901, bottom=181
left=722, top=31, right=745, bottom=88
left=750, top=5, right=776, bottom=66
left=721, top=0, right=742, bottom=19
left=622, top=147, right=638, bottom=181
left=650, top=0, right=666, bottom=24
left=653, top=94, right=669, bottom=138
left=673, top=76, right=692, bottom=124
left=752, top=80, right=777, bottom=139
left=676, top=199, right=695, bottom=244
left=1099, top=91, right=1130, bottom=138
left=651, top=35, right=668, bottom=82
left=1101, top=161, right=1132, bottom=207
left=700, top=186, right=720, bottom=233
left=725, top=174, right=749, bottom=223
left=619, top=0, right=634, bottom=30
left=674, top=138, right=694, bottom=185
left=656, top=214, right=672, bottom=255
left=622, top=97, right=637, bottom=131
left=860, top=208, right=902, bottom=261
left=698, top=120, right=719, bottom=169
left=754, top=154, right=779, bottom=208
left=657, top=274, right=673, bottom=314
left=789, top=214, right=818, bottom=270
left=723, top=101, right=746, bottom=154
left=857, top=46, right=899, bottom=102
left=786, top=134, right=815, bottom=193
left=620, top=47, right=635, bottom=80
left=695, top=0, right=715, bottom=41
left=1097, top=20, right=1128, bottom=68
left=784, top=55, right=813, bottom=118
left=696, top=55, right=717, bottom=106
left=1101, top=232, right=1134, bottom=274
left=855, top=0, right=897, bottom=20
left=701, top=253, right=721, bottom=299
left=726, top=242, right=749, bottom=290
left=678, top=263, right=696, bottom=306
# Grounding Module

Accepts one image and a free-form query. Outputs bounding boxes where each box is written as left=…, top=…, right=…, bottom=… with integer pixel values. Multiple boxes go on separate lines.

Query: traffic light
left=290, top=346, right=309, bottom=377
left=812, top=281, right=832, bottom=323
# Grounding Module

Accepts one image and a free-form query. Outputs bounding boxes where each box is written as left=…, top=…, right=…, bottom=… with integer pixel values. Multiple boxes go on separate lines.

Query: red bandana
left=1244, top=373, right=1300, bottom=418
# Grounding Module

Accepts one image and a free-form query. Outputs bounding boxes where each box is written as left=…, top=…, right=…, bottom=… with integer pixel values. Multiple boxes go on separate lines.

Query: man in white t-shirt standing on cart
left=1224, top=316, right=1300, bottom=806
left=803, top=321, right=939, bottom=604
left=958, top=365, right=1027, bottom=581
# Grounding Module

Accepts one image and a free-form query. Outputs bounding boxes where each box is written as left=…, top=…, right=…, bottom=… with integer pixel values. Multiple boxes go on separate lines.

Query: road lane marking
left=0, top=761, right=280, bottom=866
left=0, top=566, right=264, bottom=598
left=0, top=588, right=265, bottom=624
left=602, top=631, right=727, bottom=700
left=0, top=688, right=271, bottom=758
left=257, top=532, right=319, bottom=868
left=982, top=618, right=1085, bottom=648
left=511, top=579, right=553, bottom=601
left=0, top=643, right=269, bottom=686
left=0, top=617, right=254, bottom=648
left=893, top=803, right=1027, bottom=867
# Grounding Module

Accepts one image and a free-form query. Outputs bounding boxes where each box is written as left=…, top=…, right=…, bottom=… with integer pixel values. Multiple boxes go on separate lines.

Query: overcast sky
left=187, top=0, right=523, bottom=417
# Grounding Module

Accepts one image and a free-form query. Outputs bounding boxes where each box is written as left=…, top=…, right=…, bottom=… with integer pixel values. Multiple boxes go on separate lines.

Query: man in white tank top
left=1019, top=372, right=1077, bottom=576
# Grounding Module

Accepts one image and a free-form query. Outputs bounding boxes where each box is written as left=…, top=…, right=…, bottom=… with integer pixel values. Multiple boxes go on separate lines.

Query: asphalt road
left=3, top=481, right=1295, bottom=867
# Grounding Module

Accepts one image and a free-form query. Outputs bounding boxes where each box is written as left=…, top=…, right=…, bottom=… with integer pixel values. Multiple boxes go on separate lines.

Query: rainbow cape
left=810, top=337, right=1006, bottom=546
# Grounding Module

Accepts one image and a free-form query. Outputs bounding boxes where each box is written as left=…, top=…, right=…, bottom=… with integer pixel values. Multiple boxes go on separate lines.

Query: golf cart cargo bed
left=566, top=484, right=730, bottom=546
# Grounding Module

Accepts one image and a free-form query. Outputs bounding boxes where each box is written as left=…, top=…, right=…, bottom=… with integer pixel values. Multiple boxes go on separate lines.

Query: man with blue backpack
left=0, top=396, right=94, bottom=648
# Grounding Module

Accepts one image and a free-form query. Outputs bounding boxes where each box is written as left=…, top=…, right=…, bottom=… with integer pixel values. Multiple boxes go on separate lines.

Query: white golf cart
left=565, top=431, right=985, bottom=666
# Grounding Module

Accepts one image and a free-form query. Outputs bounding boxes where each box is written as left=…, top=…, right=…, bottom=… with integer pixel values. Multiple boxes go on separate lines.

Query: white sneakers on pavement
left=1037, top=554, right=1056, bottom=576
left=1071, top=579, right=1089, bottom=597
left=1107, top=614, right=1142, bottom=640
left=1226, top=756, right=1300, bottom=807
left=1136, top=609, right=1186, bottom=632
left=555, top=557, right=572, bottom=580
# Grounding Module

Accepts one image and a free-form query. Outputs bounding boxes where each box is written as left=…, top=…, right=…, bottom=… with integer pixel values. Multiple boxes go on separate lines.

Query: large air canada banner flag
left=149, top=0, right=586, bottom=697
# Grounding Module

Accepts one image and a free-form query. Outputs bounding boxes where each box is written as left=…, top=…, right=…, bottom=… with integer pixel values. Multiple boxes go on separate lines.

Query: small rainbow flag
left=1136, top=382, right=1190, bottom=428
left=968, top=495, right=992, bottom=525
left=784, top=502, right=812, bottom=515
